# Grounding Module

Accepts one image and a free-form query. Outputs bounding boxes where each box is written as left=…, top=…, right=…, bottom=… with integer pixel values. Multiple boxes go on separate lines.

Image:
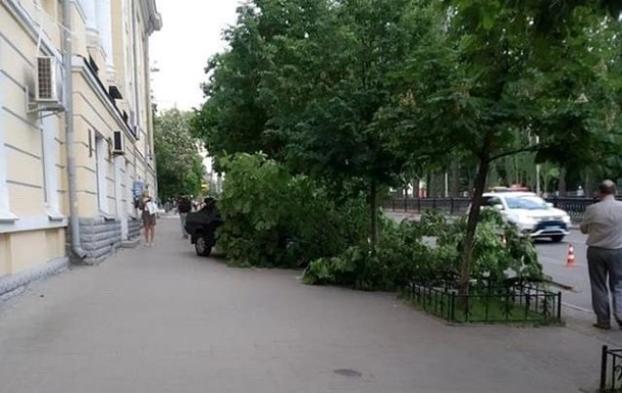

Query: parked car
left=481, top=191, right=571, bottom=242
left=184, top=199, right=223, bottom=256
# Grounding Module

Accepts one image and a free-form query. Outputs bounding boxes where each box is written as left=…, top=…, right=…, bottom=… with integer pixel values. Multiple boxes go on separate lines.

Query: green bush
left=303, top=209, right=543, bottom=290
left=216, top=153, right=368, bottom=267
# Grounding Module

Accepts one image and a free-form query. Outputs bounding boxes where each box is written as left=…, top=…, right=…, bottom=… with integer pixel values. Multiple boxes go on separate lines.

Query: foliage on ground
left=303, top=210, right=542, bottom=291
left=216, top=153, right=368, bottom=267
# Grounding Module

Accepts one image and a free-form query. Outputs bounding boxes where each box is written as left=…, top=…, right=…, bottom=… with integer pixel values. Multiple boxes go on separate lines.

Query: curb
left=544, top=279, right=574, bottom=291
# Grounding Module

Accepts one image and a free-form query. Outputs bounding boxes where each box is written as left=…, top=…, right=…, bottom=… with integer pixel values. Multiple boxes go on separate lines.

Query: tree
left=390, top=1, right=622, bottom=294
left=194, top=0, right=428, bottom=250
left=154, top=109, right=205, bottom=200
left=191, top=2, right=286, bottom=163
left=193, top=0, right=622, bottom=286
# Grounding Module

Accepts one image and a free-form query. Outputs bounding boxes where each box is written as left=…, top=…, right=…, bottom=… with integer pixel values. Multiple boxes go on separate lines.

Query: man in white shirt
left=580, top=180, right=622, bottom=329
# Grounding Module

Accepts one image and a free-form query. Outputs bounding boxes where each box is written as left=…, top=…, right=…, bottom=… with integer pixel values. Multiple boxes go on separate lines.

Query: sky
left=150, top=0, right=241, bottom=111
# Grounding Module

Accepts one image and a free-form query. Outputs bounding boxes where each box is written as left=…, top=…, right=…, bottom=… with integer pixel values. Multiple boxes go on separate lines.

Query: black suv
left=184, top=199, right=223, bottom=257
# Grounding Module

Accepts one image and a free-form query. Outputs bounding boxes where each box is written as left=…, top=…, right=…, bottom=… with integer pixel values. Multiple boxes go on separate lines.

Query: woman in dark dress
left=141, top=192, right=157, bottom=247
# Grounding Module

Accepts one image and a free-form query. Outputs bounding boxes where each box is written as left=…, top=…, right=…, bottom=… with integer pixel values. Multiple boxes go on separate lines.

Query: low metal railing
left=406, top=281, right=562, bottom=324
left=383, top=197, right=471, bottom=215
left=600, top=346, right=622, bottom=392
left=384, top=196, right=604, bottom=221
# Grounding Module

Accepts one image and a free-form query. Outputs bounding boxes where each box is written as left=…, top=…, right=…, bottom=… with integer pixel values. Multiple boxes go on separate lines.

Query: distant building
left=0, top=0, right=161, bottom=294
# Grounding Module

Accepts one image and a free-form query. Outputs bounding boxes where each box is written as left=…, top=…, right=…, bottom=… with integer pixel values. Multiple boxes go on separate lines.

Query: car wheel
left=195, top=236, right=212, bottom=257
left=551, top=235, right=564, bottom=243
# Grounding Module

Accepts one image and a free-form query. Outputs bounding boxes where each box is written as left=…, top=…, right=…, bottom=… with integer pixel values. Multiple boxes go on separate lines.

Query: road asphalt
left=0, top=216, right=620, bottom=393
left=535, top=231, right=592, bottom=313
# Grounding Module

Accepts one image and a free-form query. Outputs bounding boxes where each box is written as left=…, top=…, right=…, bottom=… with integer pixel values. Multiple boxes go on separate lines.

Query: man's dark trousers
left=588, top=246, right=622, bottom=326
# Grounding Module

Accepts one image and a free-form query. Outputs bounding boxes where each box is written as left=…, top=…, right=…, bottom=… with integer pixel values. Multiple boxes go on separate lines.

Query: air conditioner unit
left=112, top=131, right=125, bottom=155
left=35, top=56, right=59, bottom=103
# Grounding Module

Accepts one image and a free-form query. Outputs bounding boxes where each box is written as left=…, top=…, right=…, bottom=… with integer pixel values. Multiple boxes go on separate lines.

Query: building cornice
left=138, top=0, right=162, bottom=35
left=72, top=56, right=136, bottom=141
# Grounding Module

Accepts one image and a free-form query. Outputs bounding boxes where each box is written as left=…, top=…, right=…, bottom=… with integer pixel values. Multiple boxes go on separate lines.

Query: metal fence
left=601, top=346, right=622, bottom=392
left=406, top=281, right=562, bottom=324
left=383, top=197, right=472, bottom=216
left=384, top=196, right=602, bottom=222
left=547, top=196, right=599, bottom=222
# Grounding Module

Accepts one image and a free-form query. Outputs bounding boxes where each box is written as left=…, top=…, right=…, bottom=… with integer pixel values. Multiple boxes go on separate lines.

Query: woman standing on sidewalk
left=141, top=191, right=157, bottom=247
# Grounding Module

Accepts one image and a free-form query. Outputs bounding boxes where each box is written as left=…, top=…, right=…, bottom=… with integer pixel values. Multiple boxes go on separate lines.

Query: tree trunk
left=369, top=180, right=378, bottom=254
left=450, top=161, right=460, bottom=197
left=585, top=171, right=594, bottom=196
left=460, top=157, right=490, bottom=297
left=426, top=173, right=432, bottom=198
left=558, top=167, right=567, bottom=196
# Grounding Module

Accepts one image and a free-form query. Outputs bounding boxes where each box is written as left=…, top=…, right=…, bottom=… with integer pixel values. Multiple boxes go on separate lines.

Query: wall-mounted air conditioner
left=35, top=56, right=60, bottom=103
left=112, top=131, right=125, bottom=155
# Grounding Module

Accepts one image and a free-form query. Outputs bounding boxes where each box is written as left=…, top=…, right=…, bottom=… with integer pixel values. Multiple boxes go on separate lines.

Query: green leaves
left=192, top=0, right=622, bottom=284
left=154, top=109, right=205, bottom=200
left=303, top=209, right=543, bottom=291
left=216, top=153, right=369, bottom=267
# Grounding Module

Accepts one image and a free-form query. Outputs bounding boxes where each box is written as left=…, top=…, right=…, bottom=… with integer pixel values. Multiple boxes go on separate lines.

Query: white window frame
left=41, top=115, right=63, bottom=220
left=126, top=159, right=137, bottom=218
left=95, top=134, right=108, bottom=214
left=0, top=53, right=17, bottom=222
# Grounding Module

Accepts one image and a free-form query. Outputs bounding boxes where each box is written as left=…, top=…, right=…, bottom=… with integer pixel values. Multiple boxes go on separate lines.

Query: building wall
left=0, top=0, right=160, bottom=288
left=0, top=1, right=67, bottom=277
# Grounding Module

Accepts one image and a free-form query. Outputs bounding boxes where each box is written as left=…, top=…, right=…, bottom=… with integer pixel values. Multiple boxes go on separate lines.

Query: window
left=483, top=196, right=502, bottom=207
left=0, top=59, right=16, bottom=221
left=41, top=115, right=62, bottom=219
left=95, top=135, right=108, bottom=213
left=506, top=197, right=548, bottom=210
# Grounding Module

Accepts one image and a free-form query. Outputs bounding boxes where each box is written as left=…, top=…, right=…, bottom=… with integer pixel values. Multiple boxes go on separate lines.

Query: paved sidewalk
left=0, top=217, right=620, bottom=393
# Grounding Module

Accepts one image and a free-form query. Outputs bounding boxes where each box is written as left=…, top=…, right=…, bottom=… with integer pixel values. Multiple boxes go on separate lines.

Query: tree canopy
left=192, top=0, right=622, bottom=289
left=384, top=0, right=622, bottom=292
left=155, top=109, right=205, bottom=200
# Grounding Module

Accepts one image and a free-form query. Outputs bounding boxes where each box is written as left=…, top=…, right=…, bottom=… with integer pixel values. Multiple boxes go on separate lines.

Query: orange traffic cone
left=566, top=243, right=576, bottom=268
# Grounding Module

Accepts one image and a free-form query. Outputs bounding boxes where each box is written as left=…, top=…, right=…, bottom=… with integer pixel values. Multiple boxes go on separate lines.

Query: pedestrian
left=580, top=179, right=622, bottom=330
left=140, top=191, right=157, bottom=247
left=178, top=195, right=192, bottom=239
left=577, top=185, right=585, bottom=197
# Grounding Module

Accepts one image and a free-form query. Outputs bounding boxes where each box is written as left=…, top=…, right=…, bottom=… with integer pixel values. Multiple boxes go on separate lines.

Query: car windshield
left=505, top=196, right=548, bottom=210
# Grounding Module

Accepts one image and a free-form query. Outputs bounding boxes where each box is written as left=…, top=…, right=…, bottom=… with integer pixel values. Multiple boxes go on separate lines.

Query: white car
left=481, top=192, right=571, bottom=242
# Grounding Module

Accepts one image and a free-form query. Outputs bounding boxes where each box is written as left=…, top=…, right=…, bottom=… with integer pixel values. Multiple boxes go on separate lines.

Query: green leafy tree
left=193, top=0, right=622, bottom=288
left=264, top=0, right=426, bottom=249
left=154, top=109, right=205, bottom=200
left=194, top=0, right=429, bottom=249
left=389, top=1, right=622, bottom=294
left=190, top=2, right=284, bottom=161
left=217, top=153, right=369, bottom=267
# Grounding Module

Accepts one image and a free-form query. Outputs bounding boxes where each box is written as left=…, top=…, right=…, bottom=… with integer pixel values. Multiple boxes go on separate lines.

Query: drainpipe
left=62, top=0, right=86, bottom=259
left=131, top=0, right=141, bottom=133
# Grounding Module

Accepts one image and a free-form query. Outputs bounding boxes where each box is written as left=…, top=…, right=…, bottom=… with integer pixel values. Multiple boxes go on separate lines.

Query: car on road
left=481, top=192, right=571, bottom=242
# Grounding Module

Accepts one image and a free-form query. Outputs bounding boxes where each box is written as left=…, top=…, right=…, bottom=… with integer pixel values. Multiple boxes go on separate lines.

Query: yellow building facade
left=0, top=0, right=161, bottom=295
